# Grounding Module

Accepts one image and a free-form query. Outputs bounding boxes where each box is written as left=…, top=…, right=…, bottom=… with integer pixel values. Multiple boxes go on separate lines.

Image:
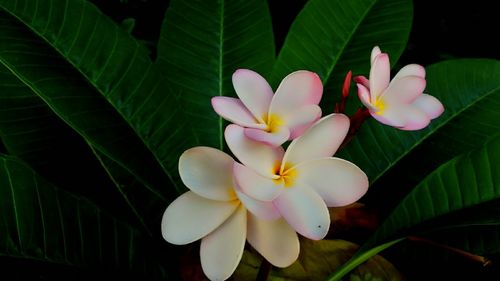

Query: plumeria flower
left=212, top=69, right=323, bottom=146
left=225, top=113, right=369, bottom=240
left=355, top=46, right=444, bottom=130
left=161, top=147, right=299, bottom=281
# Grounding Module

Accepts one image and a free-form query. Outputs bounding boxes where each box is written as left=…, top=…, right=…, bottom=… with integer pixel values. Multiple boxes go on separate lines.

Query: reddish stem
left=339, top=107, right=371, bottom=150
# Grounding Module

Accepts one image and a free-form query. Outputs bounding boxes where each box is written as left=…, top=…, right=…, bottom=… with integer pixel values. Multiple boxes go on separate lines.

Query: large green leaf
left=327, top=134, right=500, bottom=280
left=0, top=0, right=192, bottom=193
left=0, top=154, right=166, bottom=279
left=271, top=0, right=412, bottom=109
left=0, top=62, right=153, bottom=226
left=156, top=0, right=275, bottom=149
left=338, top=59, right=500, bottom=192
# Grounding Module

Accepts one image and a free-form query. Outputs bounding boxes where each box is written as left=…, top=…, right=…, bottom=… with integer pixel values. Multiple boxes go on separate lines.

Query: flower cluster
left=161, top=46, right=443, bottom=280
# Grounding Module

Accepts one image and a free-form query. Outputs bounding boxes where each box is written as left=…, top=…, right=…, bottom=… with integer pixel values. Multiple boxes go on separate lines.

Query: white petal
left=369, top=53, right=390, bottom=102
left=269, top=70, right=323, bottom=120
left=161, top=191, right=239, bottom=245
left=294, top=158, right=369, bottom=207
left=200, top=206, right=247, bottom=281
left=412, top=94, right=444, bottom=119
left=282, top=114, right=349, bottom=169
left=179, top=147, right=237, bottom=201
left=399, top=106, right=431, bottom=131
left=234, top=178, right=280, bottom=220
left=247, top=213, right=299, bottom=268
left=371, top=106, right=406, bottom=128
left=284, top=104, right=322, bottom=139
left=211, top=97, right=266, bottom=129
left=382, top=75, right=426, bottom=104
left=393, top=64, right=426, bottom=79
left=233, top=162, right=283, bottom=202
left=244, top=126, right=290, bottom=147
left=274, top=186, right=330, bottom=240
left=357, top=83, right=377, bottom=111
left=225, top=124, right=284, bottom=177
left=232, top=69, right=273, bottom=123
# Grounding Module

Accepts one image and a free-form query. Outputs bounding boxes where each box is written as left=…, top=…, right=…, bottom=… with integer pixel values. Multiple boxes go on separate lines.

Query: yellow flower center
left=271, top=162, right=297, bottom=188
left=262, top=114, right=283, bottom=133
left=373, top=98, right=386, bottom=115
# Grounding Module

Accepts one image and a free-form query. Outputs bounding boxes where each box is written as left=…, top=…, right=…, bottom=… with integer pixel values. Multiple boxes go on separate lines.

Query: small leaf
left=234, top=239, right=403, bottom=281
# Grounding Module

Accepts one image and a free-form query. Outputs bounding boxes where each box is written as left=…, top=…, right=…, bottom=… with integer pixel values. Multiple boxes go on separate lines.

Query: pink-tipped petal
left=370, top=106, right=406, bottom=128
left=399, top=106, right=431, bottom=131
left=274, top=186, right=330, bottom=240
left=412, top=94, right=444, bottom=119
left=179, top=147, right=237, bottom=201
left=211, top=97, right=266, bottom=129
left=225, top=124, right=284, bottom=177
left=200, top=205, right=246, bottom=281
left=382, top=75, right=426, bottom=104
left=161, top=191, right=239, bottom=245
left=232, top=69, right=273, bottom=123
left=247, top=213, right=299, bottom=268
left=285, top=104, right=322, bottom=139
left=269, top=71, right=323, bottom=118
left=354, top=75, right=370, bottom=89
left=394, top=64, right=426, bottom=79
left=244, top=127, right=290, bottom=147
left=294, top=158, right=369, bottom=207
left=233, top=162, right=282, bottom=202
left=283, top=114, right=349, bottom=168
left=370, top=46, right=382, bottom=65
left=369, top=53, right=391, bottom=102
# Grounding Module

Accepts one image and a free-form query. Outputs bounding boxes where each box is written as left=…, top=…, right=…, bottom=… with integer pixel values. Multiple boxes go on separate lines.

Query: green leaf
left=0, top=0, right=192, bottom=193
left=234, top=239, right=403, bottom=281
left=271, top=0, right=412, bottom=109
left=0, top=154, right=166, bottom=279
left=328, top=134, right=500, bottom=280
left=89, top=144, right=167, bottom=235
left=156, top=0, right=275, bottom=149
left=338, top=59, right=500, bottom=188
left=0, top=64, right=155, bottom=230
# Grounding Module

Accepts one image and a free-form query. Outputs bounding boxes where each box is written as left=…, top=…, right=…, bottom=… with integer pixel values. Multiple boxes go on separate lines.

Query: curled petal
left=179, top=147, right=237, bottom=201
left=200, top=205, right=246, bottom=281
left=211, top=97, right=266, bottom=129
left=356, top=83, right=375, bottom=110
left=247, top=213, right=299, bottom=268
left=233, top=162, right=282, bottom=202
left=354, top=75, right=370, bottom=89
left=283, top=114, right=349, bottom=169
left=394, top=64, right=426, bottom=79
left=370, top=46, right=382, bottom=65
left=369, top=53, right=390, bottom=102
left=232, top=69, right=273, bottom=123
left=161, top=191, right=239, bottom=245
left=235, top=185, right=280, bottom=220
left=382, top=75, right=426, bottom=104
left=412, top=94, right=444, bottom=119
left=244, top=127, right=290, bottom=147
left=294, top=158, right=369, bottom=207
left=269, top=71, right=323, bottom=118
left=284, top=104, right=322, bottom=139
left=274, top=186, right=330, bottom=240
left=225, top=124, right=284, bottom=177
